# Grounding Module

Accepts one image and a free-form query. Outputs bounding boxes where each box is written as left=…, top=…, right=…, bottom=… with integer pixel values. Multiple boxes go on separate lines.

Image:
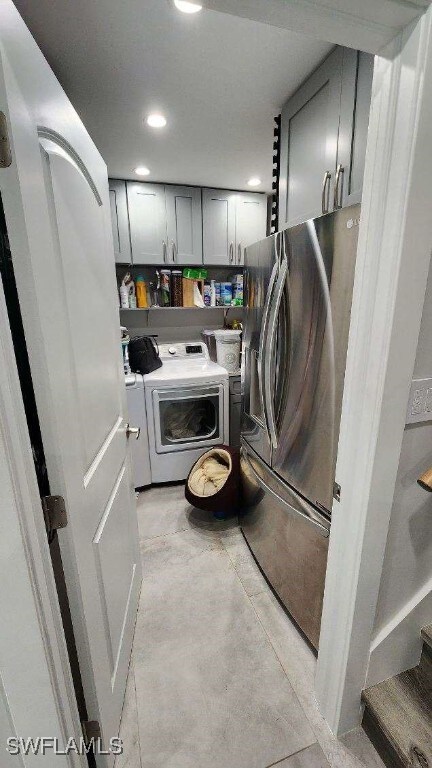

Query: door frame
left=316, top=9, right=432, bottom=734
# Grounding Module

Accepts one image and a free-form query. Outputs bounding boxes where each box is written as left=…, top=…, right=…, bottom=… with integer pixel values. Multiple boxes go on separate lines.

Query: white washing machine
left=144, top=342, right=229, bottom=483
left=125, top=373, right=152, bottom=489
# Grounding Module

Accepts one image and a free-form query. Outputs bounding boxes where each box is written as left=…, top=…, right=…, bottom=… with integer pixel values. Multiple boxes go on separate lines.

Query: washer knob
left=168, top=347, right=177, bottom=355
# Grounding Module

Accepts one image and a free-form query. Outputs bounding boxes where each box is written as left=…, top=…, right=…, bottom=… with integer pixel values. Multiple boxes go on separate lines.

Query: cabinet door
left=279, top=48, right=343, bottom=227
left=126, top=182, right=167, bottom=263
left=338, top=50, right=374, bottom=208
left=165, top=185, right=202, bottom=265
left=202, top=188, right=236, bottom=265
left=109, top=179, right=132, bottom=264
left=235, top=192, right=267, bottom=266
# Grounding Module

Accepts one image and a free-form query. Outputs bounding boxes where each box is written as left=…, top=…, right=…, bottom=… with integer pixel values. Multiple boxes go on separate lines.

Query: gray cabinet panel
left=202, top=188, right=236, bottom=265
left=109, top=179, right=131, bottom=264
left=338, top=50, right=374, bottom=207
left=279, top=47, right=373, bottom=224
left=165, top=185, right=202, bottom=265
left=235, top=192, right=267, bottom=266
left=126, top=182, right=167, bottom=264
left=279, top=48, right=343, bottom=228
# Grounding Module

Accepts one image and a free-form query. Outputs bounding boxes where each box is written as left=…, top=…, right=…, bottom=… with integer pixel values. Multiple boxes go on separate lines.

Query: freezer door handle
left=241, top=443, right=330, bottom=537
left=258, top=241, right=279, bottom=436
left=263, top=246, right=288, bottom=449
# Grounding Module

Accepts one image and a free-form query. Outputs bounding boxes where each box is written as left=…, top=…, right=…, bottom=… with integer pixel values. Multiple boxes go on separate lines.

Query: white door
left=0, top=9, right=141, bottom=766
left=235, top=192, right=267, bottom=266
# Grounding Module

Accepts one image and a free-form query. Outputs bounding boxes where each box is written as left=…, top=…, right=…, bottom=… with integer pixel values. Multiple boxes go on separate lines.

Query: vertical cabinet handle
left=162, top=240, right=167, bottom=263
left=321, top=171, right=331, bottom=214
left=171, top=240, right=177, bottom=263
left=229, top=242, right=234, bottom=264
left=334, top=164, right=344, bottom=210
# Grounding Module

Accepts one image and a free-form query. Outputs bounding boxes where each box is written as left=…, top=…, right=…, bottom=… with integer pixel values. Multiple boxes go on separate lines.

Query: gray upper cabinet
left=109, top=180, right=132, bottom=264
left=235, top=193, right=267, bottom=266
left=202, top=189, right=236, bottom=265
left=112, top=180, right=265, bottom=266
left=126, top=182, right=167, bottom=263
left=279, top=47, right=373, bottom=227
left=338, top=50, right=374, bottom=208
left=165, top=185, right=202, bottom=265
left=202, top=188, right=266, bottom=265
left=279, top=48, right=343, bottom=228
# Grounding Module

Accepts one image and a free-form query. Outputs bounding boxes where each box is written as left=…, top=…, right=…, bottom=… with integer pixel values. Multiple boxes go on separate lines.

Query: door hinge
left=41, top=495, right=68, bottom=534
left=333, top=482, right=341, bottom=502
left=0, top=112, right=12, bottom=168
left=81, top=720, right=101, bottom=745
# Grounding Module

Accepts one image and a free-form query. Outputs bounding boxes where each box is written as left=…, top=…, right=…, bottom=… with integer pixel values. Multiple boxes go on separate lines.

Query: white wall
left=367, top=257, right=432, bottom=685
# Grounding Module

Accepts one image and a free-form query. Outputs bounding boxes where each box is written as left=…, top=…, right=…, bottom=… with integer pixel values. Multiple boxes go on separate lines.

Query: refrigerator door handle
left=263, top=252, right=288, bottom=449
left=241, top=444, right=330, bottom=537
left=258, top=255, right=279, bottom=435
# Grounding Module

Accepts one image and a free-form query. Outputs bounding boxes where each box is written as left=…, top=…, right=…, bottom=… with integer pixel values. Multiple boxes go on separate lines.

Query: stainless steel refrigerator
left=240, top=204, right=360, bottom=649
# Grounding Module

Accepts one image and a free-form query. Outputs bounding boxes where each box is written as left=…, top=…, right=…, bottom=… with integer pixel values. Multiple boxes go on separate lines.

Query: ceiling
left=13, top=0, right=332, bottom=192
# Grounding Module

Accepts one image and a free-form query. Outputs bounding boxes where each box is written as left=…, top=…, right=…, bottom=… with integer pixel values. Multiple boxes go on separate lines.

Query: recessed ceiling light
left=135, top=166, right=150, bottom=176
left=174, top=0, right=202, bottom=13
left=247, top=177, right=262, bottom=187
left=146, top=113, right=167, bottom=128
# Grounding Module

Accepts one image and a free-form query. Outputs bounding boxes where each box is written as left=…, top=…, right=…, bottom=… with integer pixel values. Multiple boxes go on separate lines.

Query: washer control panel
left=158, top=342, right=209, bottom=360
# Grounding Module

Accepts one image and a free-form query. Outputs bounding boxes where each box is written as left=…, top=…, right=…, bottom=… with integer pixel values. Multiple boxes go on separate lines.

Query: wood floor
left=362, top=627, right=432, bottom=768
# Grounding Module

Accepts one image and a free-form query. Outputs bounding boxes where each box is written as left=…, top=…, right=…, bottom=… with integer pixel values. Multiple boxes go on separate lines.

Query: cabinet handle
left=229, top=242, right=234, bottom=264
left=237, top=243, right=242, bottom=264
left=334, top=164, right=344, bottom=210
left=171, top=240, right=177, bottom=263
left=322, top=171, right=331, bottom=214
left=162, top=240, right=167, bottom=263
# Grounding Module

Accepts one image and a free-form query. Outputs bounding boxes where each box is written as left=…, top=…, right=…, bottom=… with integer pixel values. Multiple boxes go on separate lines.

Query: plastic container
left=201, top=329, right=217, bottom=362
left=215, top=282, right=222, bottom=306
left=128, top=281, right=137, bottom=308
left=171, top=270, right=183, bottom=307
left=213, top=329, right=242, bottom=373
left=210, top=280, right=216, bottom=307
left=160, top=269, right=171, bottom=307
left=232, top=274, right=243, bottom=305
left=119, top=283, right=129, bottom=308
left=135, top=276, right=148, bottom=308
left=221, top=282, right=233, bottom=306
left=203, top=282, right=211, bottom=306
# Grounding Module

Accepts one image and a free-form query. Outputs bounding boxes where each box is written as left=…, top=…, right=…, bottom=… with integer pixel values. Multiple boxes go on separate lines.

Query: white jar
left=213, top=329, right=242, bottom=374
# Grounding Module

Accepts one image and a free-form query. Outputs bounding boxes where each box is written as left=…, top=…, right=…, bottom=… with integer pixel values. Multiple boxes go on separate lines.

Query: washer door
left=152, top=384, right=224, bottom=453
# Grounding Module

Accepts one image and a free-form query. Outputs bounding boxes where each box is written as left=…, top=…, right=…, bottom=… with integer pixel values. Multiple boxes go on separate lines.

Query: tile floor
left=116, top=483, right=385, bottom=768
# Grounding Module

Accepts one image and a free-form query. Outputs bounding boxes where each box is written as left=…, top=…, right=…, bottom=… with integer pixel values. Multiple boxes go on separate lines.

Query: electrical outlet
left=406, top=378, right=432, bottom=424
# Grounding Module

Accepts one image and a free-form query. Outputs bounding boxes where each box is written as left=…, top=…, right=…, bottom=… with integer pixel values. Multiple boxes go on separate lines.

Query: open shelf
left=119, top=305, right=243, bottom=311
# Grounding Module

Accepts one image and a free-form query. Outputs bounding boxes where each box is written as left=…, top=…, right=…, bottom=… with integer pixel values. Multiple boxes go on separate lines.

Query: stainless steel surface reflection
left=241, top=205, right=360, bottom=648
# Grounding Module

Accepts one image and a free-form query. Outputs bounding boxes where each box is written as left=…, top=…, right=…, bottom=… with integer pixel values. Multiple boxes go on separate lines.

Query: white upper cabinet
left=109, top=179, right=132, bottom=264
left=202, top=188, right=266, bottom=265
left=235, top=192, right=267, bottom=265
left=202, top=188, right=236, bottom=265
left=279, top=47, right=373, bottom=228
left=126, top=182, right=167, bottom=263
left=165, top=185, right=203, bottom=265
